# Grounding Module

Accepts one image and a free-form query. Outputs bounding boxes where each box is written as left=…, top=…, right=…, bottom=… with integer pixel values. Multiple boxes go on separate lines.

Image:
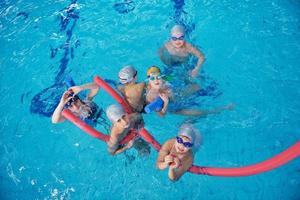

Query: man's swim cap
left=171, top=25, right=185, bottom=36
left=106, top=104, right=126, bottom=124
left=147, top=66, right=161, bottom=76
left=178, top=124, right=201, bottom=152
left=118, top=65, right=137, bottom=84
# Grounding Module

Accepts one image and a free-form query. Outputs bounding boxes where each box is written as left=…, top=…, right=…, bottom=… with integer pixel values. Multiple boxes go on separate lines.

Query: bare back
left=123, top=82, right=146, bottom=113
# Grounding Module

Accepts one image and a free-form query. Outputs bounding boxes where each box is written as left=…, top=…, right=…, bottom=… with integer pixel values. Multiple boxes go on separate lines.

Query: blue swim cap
left=178, top=124, right=201, bottom=152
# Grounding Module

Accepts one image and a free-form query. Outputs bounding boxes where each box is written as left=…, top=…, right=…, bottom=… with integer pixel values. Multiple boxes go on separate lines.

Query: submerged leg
left=133, top=138, right=151, bottom=156
left=173, top=103, right=235, bottom=117
left=179, top=83, right=201, bottom=97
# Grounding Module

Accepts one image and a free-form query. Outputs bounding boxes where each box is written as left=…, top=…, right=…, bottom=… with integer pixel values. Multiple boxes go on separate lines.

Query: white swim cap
left=171, top=25, right=185, bottom=36
left=118, top=65, right=137, bottom=84
left=106, top=104, right=125, bottom=124
left=178, top=124, right=201, bottom=152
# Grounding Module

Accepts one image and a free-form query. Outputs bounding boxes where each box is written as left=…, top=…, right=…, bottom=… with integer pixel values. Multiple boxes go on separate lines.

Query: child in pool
left=106, top=104, right=150, bottom=156
left=156, top=124, right=201, bottom=181
left=106, top=104, right=144, bottom=155
left=145, top=66, right=235, bottom=117
left=52, top=82, right=100, bottom=123
left=117, top=65, right=146, bottom=113
left=145, top=66, right=172, bottom=116
left=158, top=24, right=205, bottom=78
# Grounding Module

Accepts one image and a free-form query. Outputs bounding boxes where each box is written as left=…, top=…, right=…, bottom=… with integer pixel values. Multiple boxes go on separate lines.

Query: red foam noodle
left=139, top=128, right=161, bottom=151
left=61, top=107, right=138, bottom=145
left=138, top=126, right=300, bottom=176
left=62, top=109, right=109, bottom=142
left=94, top=76, right=132, bottom=114
left=188, top=141, right=300, bottom=176
left=120, top=129, right=139, bottom=145
left=61, top=76, right=300, bottom=177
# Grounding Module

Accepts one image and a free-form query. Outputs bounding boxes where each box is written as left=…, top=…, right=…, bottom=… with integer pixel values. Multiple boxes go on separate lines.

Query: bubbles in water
left=19, top=166, right=25, bottom=172
left=51, top=188, right=59, bottom=197
left=31, top=179, right=37, bottom=185
left=7, top=163, right=20, bottom=185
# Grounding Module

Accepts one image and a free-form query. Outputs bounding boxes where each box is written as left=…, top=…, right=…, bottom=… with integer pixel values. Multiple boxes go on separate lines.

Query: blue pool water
left=1, top=0, right=300, bottom=199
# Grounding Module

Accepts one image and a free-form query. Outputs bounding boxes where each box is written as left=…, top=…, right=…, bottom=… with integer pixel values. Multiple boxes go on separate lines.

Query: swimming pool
left=0, top=0, right=299, bottom=199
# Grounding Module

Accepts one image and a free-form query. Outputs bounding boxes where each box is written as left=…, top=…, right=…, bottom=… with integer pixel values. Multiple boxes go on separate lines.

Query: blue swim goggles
left=176, top=136, right=193, bottom=148
left=171, top=35, right=184, bottom=41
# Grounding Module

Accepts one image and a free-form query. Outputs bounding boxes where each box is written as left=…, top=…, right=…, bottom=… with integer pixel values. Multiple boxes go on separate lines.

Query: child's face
left=115, top=114, right=130, bottom=129
left=170, top=32, right=185, bottom=48
left=175, top=136, right=192, bottom=154
left=69, top=99, right=83, bottom=113
left=148, top=74, right=163, bottom=89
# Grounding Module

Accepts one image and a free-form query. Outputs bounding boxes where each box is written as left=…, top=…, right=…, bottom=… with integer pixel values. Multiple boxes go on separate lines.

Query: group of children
left=52, top=24, right=232, bottom=181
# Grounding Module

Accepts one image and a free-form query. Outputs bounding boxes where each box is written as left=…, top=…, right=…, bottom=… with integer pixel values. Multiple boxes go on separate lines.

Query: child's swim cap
left=118, top=65, right=137, bottom=84
left=178, top=124, right=201, bottom=152
left=106, top=104, right=126, bottom=124
left=171, top=25, right=185, bottom=36
left=147, top=66, right=161, bottom=76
